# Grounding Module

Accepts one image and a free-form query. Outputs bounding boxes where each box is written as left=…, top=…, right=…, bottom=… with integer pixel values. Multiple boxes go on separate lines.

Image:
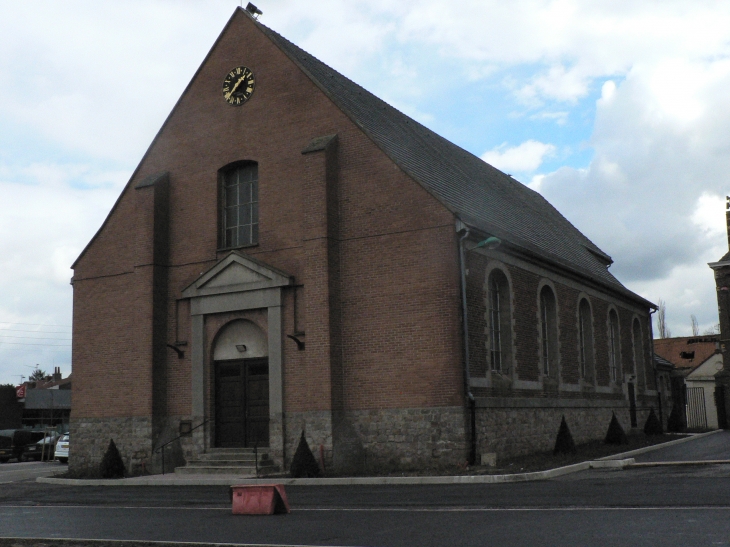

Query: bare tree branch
left=657, top=299, right=671, bottom=339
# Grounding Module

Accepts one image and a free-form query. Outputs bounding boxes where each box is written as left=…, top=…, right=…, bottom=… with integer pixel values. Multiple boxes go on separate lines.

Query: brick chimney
left=53, top=367, right=62, bottom=382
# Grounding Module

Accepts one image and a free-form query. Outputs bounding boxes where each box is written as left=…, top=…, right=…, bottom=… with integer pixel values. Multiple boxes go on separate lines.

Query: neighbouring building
left=708, top=198, right=730, bottom=430
left=0, top=385, right=22, bottom=429
left=18, top=368, right=72, bottom=431
left=653, top=353, right=674, bottom=429
left=654, top=337, right=722, bottom=430
left=70, top=6, right=658, bottom=474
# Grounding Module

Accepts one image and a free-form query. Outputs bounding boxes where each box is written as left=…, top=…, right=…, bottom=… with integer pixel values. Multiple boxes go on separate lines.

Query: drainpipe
left=649, top=307, right=662, bottom=427
left=458, top=228, right=477, bottom=466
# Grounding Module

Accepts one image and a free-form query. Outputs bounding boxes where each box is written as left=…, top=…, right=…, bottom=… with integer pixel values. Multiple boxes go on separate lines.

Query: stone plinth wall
left=348, top=406, right=467, bottom=470
left=475, top=403, right=649, bottom=459
left=284, top=410, right=333, bottom=470
left=69, top=417, right=152, bottom=474
left=285, top=406, right=467, bottom=473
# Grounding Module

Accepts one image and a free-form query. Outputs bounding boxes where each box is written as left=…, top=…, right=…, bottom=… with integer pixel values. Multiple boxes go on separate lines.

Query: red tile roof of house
left=653, top=336, right=719, bottom=373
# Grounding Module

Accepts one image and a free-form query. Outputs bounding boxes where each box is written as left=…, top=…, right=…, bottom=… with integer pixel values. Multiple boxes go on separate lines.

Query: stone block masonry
left=286, top=407, right=467, bottom=473
left=70, top=417, right=153, bottom=475
left=475, top=404, right=651, bottom=459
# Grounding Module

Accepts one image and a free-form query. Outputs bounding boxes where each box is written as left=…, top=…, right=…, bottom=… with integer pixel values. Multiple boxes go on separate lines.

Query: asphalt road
left=1, top=433, right=729, bottom=546
left=2, top=464, right=730, bottom=547
left=635, top=430, right=730, bottom=462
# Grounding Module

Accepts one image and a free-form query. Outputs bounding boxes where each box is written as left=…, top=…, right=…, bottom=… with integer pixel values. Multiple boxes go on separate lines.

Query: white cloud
left=517, top=65, right=591, bottom=105
left=482, top=140, right=556, bottom=174
left=535, top=52, right=730, bottom=336
left=529, top=110, right=569, bottom=124
left=692, top=193, right=726, bottom=239
left=600, top=80, right=617, bottom=102
left=0, top=163, right=127, bottom=383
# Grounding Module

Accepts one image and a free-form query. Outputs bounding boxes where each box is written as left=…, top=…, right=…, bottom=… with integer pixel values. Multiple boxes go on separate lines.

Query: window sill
left=217, top=243, right=260, bottom=253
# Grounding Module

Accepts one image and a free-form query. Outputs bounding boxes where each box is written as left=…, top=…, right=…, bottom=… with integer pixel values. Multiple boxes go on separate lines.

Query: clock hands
left=225, top=75, right=246, bottom=100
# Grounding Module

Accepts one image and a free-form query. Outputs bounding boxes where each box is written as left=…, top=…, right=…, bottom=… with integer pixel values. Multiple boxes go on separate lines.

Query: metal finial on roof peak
left=245, top=2, right=262, bottom=19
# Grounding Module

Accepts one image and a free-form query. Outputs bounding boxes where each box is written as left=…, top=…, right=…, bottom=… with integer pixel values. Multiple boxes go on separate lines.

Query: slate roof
left=653, top=353, right=675, bottom=370
left=254, top=15, right=649, bottom=304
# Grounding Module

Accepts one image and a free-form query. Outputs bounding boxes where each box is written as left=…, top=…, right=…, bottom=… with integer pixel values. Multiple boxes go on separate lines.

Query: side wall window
left=539, top=285, right=558, bottom=377
left=220, top=162, right=259, bottom=249
left=608, top=309, right=620, bottom=383
left=578, top=298, right=595, bottom=381
left=487, top=269, right=512, bottom=374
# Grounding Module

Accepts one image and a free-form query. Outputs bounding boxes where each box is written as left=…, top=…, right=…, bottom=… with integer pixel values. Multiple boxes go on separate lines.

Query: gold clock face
left=223, top=66, right=255, bottom=106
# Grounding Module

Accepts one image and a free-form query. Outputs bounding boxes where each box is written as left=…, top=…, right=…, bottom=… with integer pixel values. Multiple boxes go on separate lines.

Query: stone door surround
left=181, top=251, right=293, bottom=457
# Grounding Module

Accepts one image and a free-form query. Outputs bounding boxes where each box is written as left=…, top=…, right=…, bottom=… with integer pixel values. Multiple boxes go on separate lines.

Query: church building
left=69, top=6, right=658, bottom=474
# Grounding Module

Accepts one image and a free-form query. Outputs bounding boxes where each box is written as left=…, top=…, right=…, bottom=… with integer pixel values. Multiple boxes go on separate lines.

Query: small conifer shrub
left=667, top=403, right=684, bottom=433
left=290, top=431, right=321, bottom=478
left=100, top=439, right=126, bottom=479
left=643, top=407, right=663, bottom=436
left=604, top=413, right=628, bottom=445
left=553, top=415, right=577, bottom=455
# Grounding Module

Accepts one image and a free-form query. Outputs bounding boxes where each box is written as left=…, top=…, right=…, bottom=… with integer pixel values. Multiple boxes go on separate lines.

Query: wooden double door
left=215, top=358, right=269, bottom=448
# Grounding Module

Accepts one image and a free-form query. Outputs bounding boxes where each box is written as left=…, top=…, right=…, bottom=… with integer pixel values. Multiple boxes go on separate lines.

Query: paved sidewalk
left=37, top=430, right=724, bottom=487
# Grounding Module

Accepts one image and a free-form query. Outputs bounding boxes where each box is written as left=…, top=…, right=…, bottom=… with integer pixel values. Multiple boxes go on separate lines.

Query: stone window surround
left=181, top=252, right=293, bottom=458
left=607, top=306, right=621, bottom=385
left=537, top=279, right=560, bottom=382
left=577, top=294, right=596, bottom=388
left=218, top=160, right=259, bottom=251
left=481, top=261, right=516, bottom=388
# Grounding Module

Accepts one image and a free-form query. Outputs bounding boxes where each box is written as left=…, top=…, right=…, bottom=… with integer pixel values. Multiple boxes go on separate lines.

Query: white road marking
left=2, top=505, right=730, bottom=512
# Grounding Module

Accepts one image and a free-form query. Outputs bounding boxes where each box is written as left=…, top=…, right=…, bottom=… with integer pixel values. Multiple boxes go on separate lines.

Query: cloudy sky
left=1, top=0, right=729, bottom=385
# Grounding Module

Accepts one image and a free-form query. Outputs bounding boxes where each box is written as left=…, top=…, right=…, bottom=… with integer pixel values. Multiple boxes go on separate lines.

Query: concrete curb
left=597, top=429, right=722, bottom=461
left=36, top=431, right=719, bottom=487
left=36, top=458, right=637, bottom=486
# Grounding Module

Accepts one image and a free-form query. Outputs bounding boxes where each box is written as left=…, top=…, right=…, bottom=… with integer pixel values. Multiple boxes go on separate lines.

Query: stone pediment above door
left=182, top=251, right=293, bottom=298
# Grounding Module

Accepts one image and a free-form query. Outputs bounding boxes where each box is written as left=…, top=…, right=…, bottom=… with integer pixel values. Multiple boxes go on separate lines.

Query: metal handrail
left=154, top=418, right=210, bottom=475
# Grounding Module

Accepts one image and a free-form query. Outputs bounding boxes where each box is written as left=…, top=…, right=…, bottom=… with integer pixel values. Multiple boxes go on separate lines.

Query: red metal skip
left=231, top=484, right=291, bottom=515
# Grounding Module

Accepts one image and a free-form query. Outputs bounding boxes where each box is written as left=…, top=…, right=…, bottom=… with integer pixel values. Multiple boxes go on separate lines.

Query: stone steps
left=174, top=447, right=278, bottom=476
left=175, top=465, right=259, bottom=475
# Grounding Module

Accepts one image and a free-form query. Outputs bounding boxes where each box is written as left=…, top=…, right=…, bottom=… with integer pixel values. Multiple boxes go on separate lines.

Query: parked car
left=21, top=435, right=58, bottom=461
left=55, top=434, right=69, bottom=464
left=0, top=429, right=46, bottom=462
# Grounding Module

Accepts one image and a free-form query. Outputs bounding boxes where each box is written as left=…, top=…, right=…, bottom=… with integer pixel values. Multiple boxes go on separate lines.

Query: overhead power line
left=0, top=335, right=72, bottom=341
left=0, top=322, right=71, bottom=328
left=0, top=348, right=71, bottom=352
left=0, top=342, right=71, bottom=347
left=0, top=328, right=73, bottom=334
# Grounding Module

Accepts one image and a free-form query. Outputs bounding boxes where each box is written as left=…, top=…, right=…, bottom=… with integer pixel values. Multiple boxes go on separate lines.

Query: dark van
left=0, top=429, right=46, bottom=462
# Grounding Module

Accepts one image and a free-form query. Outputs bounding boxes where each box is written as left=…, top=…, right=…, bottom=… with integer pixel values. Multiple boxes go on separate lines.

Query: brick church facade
left=69, top=7, right=657, bottom=474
